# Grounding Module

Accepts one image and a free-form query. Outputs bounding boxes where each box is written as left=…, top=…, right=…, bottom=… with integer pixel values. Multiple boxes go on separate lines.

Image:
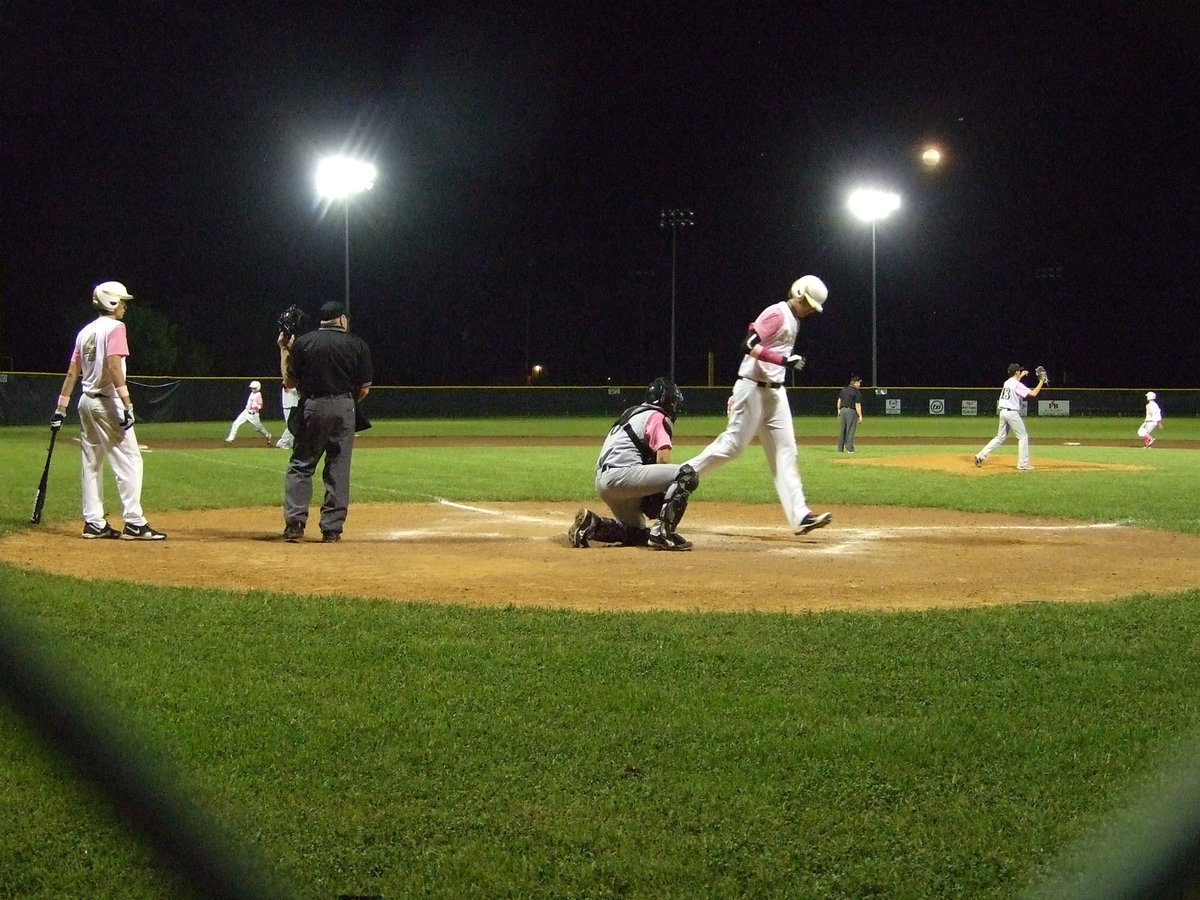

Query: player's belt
left=85, top=390, right=110, bottom=398
left=740, top=377, right=782, bottom=389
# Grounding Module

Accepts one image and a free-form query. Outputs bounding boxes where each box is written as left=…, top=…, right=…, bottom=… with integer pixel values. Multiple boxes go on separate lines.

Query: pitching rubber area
left=5, top=500, right=1200, bottom=613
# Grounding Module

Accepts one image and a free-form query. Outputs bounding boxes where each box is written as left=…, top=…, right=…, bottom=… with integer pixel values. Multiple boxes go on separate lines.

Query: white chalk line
left=417, top=499, right=1129, bottom=556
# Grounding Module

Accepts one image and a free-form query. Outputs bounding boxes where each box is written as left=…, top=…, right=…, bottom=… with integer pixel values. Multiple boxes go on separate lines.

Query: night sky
left=4, top=2, right=1198, bottom=388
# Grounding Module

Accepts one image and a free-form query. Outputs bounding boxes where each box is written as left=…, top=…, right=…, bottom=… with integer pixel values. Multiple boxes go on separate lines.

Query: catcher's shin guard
left=659, top=464, right=699, bottom=535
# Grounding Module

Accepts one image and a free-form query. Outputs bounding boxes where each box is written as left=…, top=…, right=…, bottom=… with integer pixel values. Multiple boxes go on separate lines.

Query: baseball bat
left=30, top=428, right=59, bottom=525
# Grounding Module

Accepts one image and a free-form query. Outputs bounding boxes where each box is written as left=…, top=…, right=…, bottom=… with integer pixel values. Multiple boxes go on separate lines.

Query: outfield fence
left=2, top=371, right=1197, bottom=425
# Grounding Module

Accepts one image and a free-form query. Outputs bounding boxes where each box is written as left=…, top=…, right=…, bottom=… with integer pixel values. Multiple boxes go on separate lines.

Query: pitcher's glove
left=1035, top=365, right=1048, bottom=385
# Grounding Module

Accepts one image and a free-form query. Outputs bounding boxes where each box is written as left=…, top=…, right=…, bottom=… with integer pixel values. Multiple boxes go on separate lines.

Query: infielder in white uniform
left=276, top=384, right=299, bottom=448
left=974, top=363, right=1047, bottom=470
left=51, top=281, right=167, bottom=540
left=1137, top=391, right=1163, bottom=447
left=225, top=380, right=272, bottom=444
left=684, top=275, right=832, bottom=535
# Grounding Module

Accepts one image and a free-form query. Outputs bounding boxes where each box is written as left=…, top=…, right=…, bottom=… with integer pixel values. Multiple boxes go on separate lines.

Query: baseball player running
left=682, top=275, right=832, bottom=535
left=1138, top=391, right=1163, bottom=447
left=50, top=281, right=166, bottom=540
left=225, top=380, right=272, bottom=444
left=277, top=384, right=299, bottom=449
left=974, top=363, right=1047, bottom=470
left=569, top=378, right=700, bottom=550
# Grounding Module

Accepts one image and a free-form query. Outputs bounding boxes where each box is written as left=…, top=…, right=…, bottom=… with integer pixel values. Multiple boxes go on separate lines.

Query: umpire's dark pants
left=283, top=395, right=356, bottom=535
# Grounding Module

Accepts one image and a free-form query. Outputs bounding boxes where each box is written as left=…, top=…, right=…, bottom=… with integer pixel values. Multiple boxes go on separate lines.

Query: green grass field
left=2, top=416, right=1200, bottom=898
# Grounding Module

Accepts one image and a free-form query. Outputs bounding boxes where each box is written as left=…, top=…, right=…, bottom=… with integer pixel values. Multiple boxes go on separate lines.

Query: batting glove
left=50, top=411, right=65, bottom=431
left=785, top=354, right=806, bottom=372
left=119, top=406, right=136, bottom=429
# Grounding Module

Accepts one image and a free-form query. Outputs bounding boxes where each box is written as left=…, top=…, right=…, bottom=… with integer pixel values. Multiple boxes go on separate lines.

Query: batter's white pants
left=1137, top=421, right=1160, bottom=438
left=978, top=409, right=1030, bottom=467
left=227, top=410, right=270, bottom=441
left=78, top=394, right=147, bottom=527
left=684, top=378, right=811, bottom=530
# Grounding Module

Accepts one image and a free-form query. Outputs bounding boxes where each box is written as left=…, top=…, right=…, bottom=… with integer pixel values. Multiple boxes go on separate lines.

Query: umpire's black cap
left=320, top=301, right=346, bottom=321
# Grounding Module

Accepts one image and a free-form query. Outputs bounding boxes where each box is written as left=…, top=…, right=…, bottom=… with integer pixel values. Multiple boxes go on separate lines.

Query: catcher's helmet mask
left=645, top=377, right=684, bottom=420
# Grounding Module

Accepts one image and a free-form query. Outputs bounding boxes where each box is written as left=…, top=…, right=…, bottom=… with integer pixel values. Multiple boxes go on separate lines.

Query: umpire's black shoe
left=122, top=522, right=167, bottom=541
left=283, top=523, right=304, bottom=543
left=321, top=530, right=341, bottom=543
left=795, top=512, right=832, bottom=535
left=568, top=509, right=596, bottom=548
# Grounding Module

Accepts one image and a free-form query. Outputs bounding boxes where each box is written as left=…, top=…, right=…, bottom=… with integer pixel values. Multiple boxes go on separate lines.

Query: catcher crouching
left=568, top=378, right=699, bottom=551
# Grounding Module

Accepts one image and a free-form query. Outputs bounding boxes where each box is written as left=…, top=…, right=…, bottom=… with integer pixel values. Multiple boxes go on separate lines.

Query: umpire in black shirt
left=277, top=300, right=374, bottom=542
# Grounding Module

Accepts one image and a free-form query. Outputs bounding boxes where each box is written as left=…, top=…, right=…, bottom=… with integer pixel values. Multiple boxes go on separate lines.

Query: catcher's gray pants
left=977, top=409, right=1030, bottom=468
left=596, top=463, right=684, bottom=527
left=838, top=408, right=859, bottom=452
left=283, top=395, right=356, bottom=535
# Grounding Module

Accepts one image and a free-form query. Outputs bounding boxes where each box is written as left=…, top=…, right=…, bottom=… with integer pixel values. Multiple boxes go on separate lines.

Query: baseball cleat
left=568, top=508, right=596, bottom=548
left=974, top=456, right=983, bottom=468
left=82, top=521, right=121, bottom=540
left=321, top=530, right=341, bottom=543
left=121, top=522, right=167, bottom=541
left=1147, top=436, right=1155, bottom=447
left=648, top=530, right=691, bottom=551
left=1017, top=465, right=1035, bottom=471
left=795, top=512, right=832, bottom=535
left=283, top=523, right=304, bottom=543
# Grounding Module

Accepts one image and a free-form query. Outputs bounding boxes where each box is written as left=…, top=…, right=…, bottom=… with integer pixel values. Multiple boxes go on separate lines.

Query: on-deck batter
left=50, top=281, right=167, bottom=540
left=684, top=275, right=832, bottom=536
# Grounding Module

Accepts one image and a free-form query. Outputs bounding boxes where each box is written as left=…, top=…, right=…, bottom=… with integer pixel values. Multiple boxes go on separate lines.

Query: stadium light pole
left=659, top=208, right=694, bottom=382
left=316, top=156, right=377, bottom=317
left=848, top=189, right=900, bottom=387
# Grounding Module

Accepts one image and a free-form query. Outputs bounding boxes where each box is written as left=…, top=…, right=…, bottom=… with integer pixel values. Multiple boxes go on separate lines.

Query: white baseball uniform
left=226, top=387, right=271, bottom=443
left=1137, top=398, right=1162, bottom=444
left=684, top=300, right=815, bottom=530
left=277, top=385, right=299, bottom=448
left=976, top=375, right=1035, bottom=468
left=71, top=315, right=150, bottom=528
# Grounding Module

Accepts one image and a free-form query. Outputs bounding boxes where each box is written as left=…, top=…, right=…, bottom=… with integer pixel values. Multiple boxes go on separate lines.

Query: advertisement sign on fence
left=1038, top=399, right=1070, bottom=417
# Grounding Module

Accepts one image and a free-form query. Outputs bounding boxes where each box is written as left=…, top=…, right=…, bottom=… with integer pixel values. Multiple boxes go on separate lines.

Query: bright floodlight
left=848, top=189, right=901, bottom=222
left=316, top=156, right=377, bottom=199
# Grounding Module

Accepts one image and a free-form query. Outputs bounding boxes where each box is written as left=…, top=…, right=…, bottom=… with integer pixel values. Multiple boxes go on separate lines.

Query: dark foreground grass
left=4, top=572, right=1200, bottom=898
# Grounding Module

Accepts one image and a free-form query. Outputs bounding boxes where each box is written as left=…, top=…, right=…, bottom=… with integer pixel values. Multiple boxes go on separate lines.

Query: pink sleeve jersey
left=247, top=391, right=264, bottom=413
left=70, top=317, right=129, bottom=395
left=737, top=301, right=799, bottom=384
left=644, top=411, right=673, bottom=454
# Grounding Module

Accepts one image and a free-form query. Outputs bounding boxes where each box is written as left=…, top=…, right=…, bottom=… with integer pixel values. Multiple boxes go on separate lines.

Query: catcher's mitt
left=277, top=304, right=312, bottom=340
left=1034, top=365, right=1049, bottom=385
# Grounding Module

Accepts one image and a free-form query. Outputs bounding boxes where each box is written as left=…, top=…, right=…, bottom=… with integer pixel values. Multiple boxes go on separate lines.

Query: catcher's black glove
left=1035, top=365, right=1048, bottom=385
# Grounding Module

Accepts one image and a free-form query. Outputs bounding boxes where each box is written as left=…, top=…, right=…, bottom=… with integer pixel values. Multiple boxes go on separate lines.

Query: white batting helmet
left=1146, top=391, right=1156, bottom=400
left=249, top=380, right=262, bottom=391
left=92, top=281, right=133, bottom=312
left=789, top=275, right=828, bottom=312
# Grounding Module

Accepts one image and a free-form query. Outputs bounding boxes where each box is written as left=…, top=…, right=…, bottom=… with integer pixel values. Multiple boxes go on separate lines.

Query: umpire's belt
left=305, top=392, right=353, bottom=399
left=740, top=377, right=782, bottom=389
